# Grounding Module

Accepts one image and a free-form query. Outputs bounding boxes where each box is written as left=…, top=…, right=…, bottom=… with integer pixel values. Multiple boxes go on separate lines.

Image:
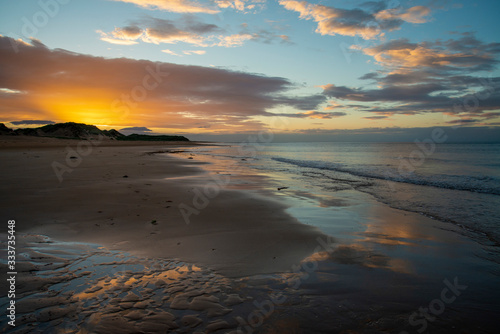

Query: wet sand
left=0, top=234, right=251, bottom=333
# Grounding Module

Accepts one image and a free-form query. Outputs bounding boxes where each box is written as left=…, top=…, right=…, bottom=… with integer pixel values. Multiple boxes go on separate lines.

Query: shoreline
left=0, top=134, right=214, bottom=149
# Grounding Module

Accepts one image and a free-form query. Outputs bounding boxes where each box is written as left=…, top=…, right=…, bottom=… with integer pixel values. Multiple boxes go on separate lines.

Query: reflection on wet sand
left=250, top=188, right=500, bottom=333
left=301, top=244, right=414, bottom=275
left=0, top=233, right=250, bottom=334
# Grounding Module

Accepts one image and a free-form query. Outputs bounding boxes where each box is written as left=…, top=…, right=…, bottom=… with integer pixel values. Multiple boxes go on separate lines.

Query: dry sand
left=0, top=136, right=325, bottom=277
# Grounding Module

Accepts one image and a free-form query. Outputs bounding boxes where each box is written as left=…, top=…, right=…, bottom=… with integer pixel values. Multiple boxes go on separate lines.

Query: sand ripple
left=0, top=234, right=251, bottom=334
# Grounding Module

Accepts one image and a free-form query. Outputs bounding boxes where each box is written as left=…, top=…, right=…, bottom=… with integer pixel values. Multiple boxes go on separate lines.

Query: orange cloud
left=98, top=25, right=209, bottom=46
left=0, top=36, right=325, bottom=133
left=362, top=44, right=452, bottom=69
left=358, top=38, right=496, bottom=71
left=109, top=0, right=220, bottom=14
left=375, top=6, right=431, bottom=24
left=161, top=49, right=181, bottom=56
left=97, top=30, right=139, bottom=45
left=279, top=0, right=430, bottom=39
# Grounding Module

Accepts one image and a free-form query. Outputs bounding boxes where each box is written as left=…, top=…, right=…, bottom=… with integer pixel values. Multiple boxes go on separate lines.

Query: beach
left=2, top=0, right=500, bottom=332
left=0, top=137, right=324, bottom=276
left=1, top=137, right=499, bottom=333
left=0, top=137, right=327, bottom=333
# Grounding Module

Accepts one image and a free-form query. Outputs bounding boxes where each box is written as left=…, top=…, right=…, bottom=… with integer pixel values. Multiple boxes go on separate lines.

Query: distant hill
left=13, top=122, right=121, bottom=140
left=0, top=122, right=189, bottom=141
left=116, top=133, right=189, bottom=142
left=0, top=123, right=15, bottom=135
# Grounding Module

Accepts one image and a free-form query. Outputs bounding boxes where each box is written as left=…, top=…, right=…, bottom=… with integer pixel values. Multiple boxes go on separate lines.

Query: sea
left=183, top=141, right=500, bottom=248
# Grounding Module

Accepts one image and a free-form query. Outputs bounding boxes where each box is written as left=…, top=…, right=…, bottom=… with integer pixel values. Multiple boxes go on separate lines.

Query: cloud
left=162, top=49, right=181, bottom=56
left=0, top=36, right=325, bottom=132
left=283, top=110, right=346, bottom=119
left=183, top=50, right=206, bottom=55
left=375, top=6, right=431, bottom=24
left=276, top=126, right=500, bottom=143
left=120, top=126, right=152, bottom=131
left=10, top=120, right=55, bottom=125
left=109, top=0, right=220, bottom=13
left=278, top=34, right=292, bottom=44
left=216, top=33, right=254, bottom=47
left=163, top=49, right=207, bottom=56
left=216, top=0, right=266, bottom=13
left=324, top=78, right=500, bottom=117
left=480, top=112, right=500, bottom=119
left=98, top=17, right=221, bottom=47
left=279, top=0, right=430, bottom=39
left=357, top=36, right=500, bottom=71
left=308, top=111, right=346, bottom=119
left=98, top=15, right=291, bottom=49
left=446, top=119, right=479, bottom=124
left=323, top=82, right=448, bottom=103
left=119, top=126, right=154, bottom=134
left=443, top=111, right=500, bottom=126
left=364, top=116, right=388, bottom=120
left=97, top=30, right=139, bottom=45
left=231, top=19, right=295, bottom=45
left=324, top=33, right=500, bottom=120
left=97, top=17, right=264, bottom=48
left=0, top=88, right=24, bottom=95
left=242, top=30, right=293, bottom=45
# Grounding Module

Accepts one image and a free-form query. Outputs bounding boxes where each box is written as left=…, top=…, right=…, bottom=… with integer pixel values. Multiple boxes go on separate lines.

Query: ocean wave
left=272, top=157, right=500, bottom=195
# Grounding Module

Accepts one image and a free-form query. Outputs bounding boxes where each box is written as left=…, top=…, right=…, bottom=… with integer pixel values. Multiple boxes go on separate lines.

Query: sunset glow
left=1, top=0, right=499, bottom=140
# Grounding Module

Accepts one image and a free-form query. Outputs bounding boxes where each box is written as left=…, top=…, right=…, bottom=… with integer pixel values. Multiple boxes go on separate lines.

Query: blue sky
left=0, top=0, right=499, bottom=141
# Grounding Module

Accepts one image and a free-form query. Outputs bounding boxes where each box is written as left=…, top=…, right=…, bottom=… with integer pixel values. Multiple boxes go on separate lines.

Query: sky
left=1, top=0, right=500, bottom=141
